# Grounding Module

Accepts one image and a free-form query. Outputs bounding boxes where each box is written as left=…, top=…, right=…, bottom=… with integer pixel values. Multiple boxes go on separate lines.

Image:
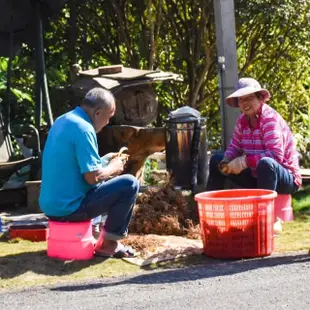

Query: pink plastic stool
left=47, top=220, right=94, bottom=260
left=274, top=194, right=294, bottom=222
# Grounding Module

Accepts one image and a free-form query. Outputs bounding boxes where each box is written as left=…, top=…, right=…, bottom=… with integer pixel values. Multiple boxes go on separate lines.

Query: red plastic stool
left=274, top=194, right=294, bottom=222
left=47, top=220, right=94, bottom=260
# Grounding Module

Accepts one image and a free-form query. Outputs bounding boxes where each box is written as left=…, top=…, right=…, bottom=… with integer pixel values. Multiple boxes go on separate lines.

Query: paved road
left=1, top=252, right=309, bottom=310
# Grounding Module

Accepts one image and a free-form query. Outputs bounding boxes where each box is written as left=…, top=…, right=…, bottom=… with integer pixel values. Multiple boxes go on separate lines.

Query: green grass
left=274, top=214, right=310, bottom=252
left=292, top=185, right=310, bottom=213
left=273, top=185, right=310, bottom=252
left=0, top=237, right=140, bottom=291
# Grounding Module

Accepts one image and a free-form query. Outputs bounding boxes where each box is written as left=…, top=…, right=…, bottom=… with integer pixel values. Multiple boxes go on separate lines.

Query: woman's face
left=238, top=93, right=262, bottom=117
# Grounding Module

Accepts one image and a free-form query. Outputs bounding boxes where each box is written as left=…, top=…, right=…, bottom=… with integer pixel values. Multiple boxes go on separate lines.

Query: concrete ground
left=1, top=251, right=309, bottom=310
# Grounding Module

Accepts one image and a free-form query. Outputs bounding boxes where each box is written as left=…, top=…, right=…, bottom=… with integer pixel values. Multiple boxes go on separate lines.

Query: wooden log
left=97, top=125, right=166, bottom=180
left=98, top=64, right=123, bottom=75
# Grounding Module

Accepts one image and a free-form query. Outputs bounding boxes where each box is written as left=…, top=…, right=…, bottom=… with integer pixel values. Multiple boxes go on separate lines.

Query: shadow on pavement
left=51, top=252, right=310, bottom=292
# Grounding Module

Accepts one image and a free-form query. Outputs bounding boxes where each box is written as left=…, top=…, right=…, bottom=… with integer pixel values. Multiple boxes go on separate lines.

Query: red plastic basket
left=195, top=189, right=277, bottom=259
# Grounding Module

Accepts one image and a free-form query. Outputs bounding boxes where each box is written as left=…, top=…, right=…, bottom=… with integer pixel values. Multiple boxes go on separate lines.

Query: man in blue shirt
left=39, top=87, right=139, bottom=258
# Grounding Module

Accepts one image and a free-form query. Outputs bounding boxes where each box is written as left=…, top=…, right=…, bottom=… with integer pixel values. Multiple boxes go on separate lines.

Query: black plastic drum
left=165, top=116, right=208, bottom=191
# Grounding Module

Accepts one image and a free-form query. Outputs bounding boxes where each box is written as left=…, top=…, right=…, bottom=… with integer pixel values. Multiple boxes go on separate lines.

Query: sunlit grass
left=0, top=236, right=140, bottom=291
left=274, top=214, right=310, bottom=252
left=292, top=185, right=310, bottom=213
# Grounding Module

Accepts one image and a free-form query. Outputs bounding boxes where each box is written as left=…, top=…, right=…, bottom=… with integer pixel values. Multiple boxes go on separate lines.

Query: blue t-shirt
left=39, top=107, right=102, bottom=217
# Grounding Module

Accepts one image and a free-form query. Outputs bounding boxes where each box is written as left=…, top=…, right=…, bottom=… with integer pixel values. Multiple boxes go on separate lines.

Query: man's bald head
left=82, top=87, right=115, bottom=112
left=80, top=87, right=116, bottom=133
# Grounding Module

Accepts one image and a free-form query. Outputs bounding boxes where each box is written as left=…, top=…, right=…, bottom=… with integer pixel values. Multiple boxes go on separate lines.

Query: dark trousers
left=206, top=154, right=298, bottom=194
left=48, top=174, right=139, bottom=240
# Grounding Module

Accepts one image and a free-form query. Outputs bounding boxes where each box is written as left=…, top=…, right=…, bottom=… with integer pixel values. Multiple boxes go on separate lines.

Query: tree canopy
left=0, top=0, right=309, bottom=166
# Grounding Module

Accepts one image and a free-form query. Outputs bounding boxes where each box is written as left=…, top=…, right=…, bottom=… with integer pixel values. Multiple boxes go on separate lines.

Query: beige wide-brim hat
left=226, top=77, right=271, bottom=107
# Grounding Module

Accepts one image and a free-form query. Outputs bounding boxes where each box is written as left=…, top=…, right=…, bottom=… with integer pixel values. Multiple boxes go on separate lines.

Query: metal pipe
left=213, top=0, right=239, bottom=150
left=218, top=56, right=227, bottom=149
left=35, top=1, right=53, bottom=128
left=5, top=16, right=14, bottom=135
left=35, top=4, right=43, bottom=132
left=3, top=15, right=15, bottom=156
left=34, top=64, right=42, bottom=131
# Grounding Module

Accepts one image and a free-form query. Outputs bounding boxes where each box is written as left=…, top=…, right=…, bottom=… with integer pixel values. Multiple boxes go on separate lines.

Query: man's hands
left=218, top=155, right=247, bottom=175
left=101, top=152, right=118, bottom=167
left=102, top=147, right=130, bottom=172
left=105, top=147, right=130, bottom=177
left=84, top=148, right=130, bottom=185
left=109, top=156, right=126, bottom=176
left=102, top=146, right=129, bottom=163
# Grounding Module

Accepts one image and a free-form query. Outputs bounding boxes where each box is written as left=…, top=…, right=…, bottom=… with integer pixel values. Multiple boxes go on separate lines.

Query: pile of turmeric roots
left=129, top=180, right=201, bottom=240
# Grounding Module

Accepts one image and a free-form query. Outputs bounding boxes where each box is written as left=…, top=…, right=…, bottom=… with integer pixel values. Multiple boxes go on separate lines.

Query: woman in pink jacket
left=206, top=77, right=301, bottom=193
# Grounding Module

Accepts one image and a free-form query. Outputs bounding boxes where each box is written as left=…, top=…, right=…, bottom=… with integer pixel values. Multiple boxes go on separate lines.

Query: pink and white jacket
left=224, top=104, right=301, bottom=187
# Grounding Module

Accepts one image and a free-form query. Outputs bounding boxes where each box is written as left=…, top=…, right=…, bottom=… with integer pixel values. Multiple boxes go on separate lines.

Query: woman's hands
left=218, top=155, right=247, bottom=175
